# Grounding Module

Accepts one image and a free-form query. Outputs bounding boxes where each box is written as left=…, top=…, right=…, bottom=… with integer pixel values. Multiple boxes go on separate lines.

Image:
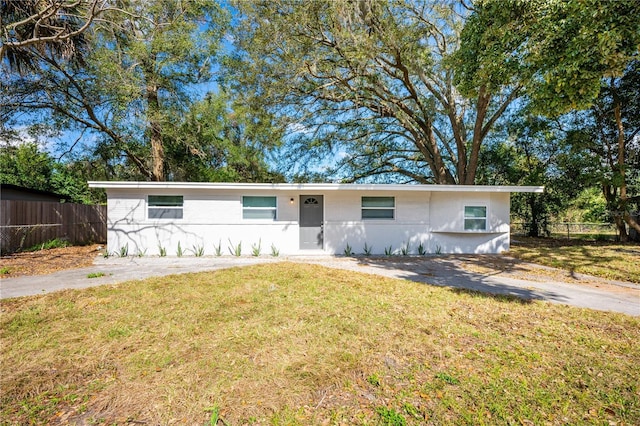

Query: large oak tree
left=457, top=0, right=640, bottom=238
left=229, top=0, right=520, bottom=184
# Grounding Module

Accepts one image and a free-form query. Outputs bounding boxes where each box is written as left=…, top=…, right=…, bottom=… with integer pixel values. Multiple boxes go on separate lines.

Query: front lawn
left=508, top=238, right=640, bottom=283
left=1, top=263, right=639, bottom=424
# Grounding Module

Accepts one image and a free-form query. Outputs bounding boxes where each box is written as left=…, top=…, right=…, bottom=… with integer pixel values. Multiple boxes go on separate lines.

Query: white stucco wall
left=106, top=188, right=302, bottom=256
left=105, top=187, right=512, bottom=256
left=322, top=190, right=432, bottom=255
left=429, top=192, right=511, bottom=253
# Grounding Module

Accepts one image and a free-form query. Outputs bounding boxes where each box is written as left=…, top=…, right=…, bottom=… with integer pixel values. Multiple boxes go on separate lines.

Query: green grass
left=23, top=238, right=70, bottom=252
left=86, top=272, right=105, bottom=279
left=1, top=263, right=639, bottom=424
left=509, top=238, right=640, bottom=283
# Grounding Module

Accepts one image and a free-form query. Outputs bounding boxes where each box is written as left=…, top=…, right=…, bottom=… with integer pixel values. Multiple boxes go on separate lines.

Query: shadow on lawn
left=352, top=256, right=564, bottom=304
left=509, top=237, right=640, bottom=283
left=519, top=243, right=619, bottom=281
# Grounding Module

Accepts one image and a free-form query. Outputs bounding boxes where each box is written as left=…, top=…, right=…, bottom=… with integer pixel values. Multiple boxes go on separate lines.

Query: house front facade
left=88, top=182, right=543, bottom=256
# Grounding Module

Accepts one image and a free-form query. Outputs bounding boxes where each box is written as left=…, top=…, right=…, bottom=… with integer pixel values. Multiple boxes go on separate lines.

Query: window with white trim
left=243, top=196, right=277, bottom=220
left=361, top=196, right=395, bottom=219
left=148, top=195, right=183, bottom=219
left=464, top=206, right=487, bottom=230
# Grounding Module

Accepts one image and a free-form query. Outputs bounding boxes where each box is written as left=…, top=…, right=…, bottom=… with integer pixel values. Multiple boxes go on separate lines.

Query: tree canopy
left=457, top=0, right=640, bottom=237
left=1, top=0, right=270, bottom=183
left=1, top=0, right=111, bottom=72
left=228, top=0, right=521, bottom=184
left=455, top=0, right=640, bottom=115
left=0, top=142, right=99, bottom=203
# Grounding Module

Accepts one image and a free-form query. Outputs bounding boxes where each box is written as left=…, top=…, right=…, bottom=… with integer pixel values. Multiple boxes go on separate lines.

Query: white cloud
left=0, top=125, right=38, bottom=147
left=286, top=122, right=313, bottom=135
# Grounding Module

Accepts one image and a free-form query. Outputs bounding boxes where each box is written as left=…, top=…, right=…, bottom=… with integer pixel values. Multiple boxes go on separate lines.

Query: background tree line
left=1, top=0, right=638, bottom=239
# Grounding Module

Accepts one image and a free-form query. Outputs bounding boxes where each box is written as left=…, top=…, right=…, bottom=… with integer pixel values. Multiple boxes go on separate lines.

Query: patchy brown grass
left=2, top=263, right=639, bottom=425
left=507, top=238, right=640, bottom=283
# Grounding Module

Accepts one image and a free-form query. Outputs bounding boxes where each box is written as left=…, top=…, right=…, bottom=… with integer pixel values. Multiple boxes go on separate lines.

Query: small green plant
left=367, top=373, right=381, bottom=387
left=176, top=241, right=184, bottom=257
left=158, top=245, right=167, bottom=257
left=270, top=244, right=280, bottom=257
left=376, top=406, right=406, bottom=426
left=251, top=239, right=262, bottom=257
left=0, top=266, right=11, bottom=275
left=343, top=243, right=353, bottom=256
left=192, top=244, right=205, bottom=257
left=137, top=248, right=147, bottom=257
left=417, top=242, right=426, bottom=256
left=400, top=242, right=410, bottom=256
left=363, top=242, right=373, bottom=256
left=118, top=243, right=129, bottom=257
left=205, top=405, right=220, bottom=426
left=228, top=239, right=241, bottom=256
left=384, top=245, right=393, bottom=256
left=403, top=402, right=422, bottom=420
left=214, top=240, right=222, bottom=256
left=435, top=244, right=442, bottom=255
left=435, top=372, right=460, bottom=385
left=25, top=238, right=70, bottom=252
left=87, top=272, right=105, bottom=279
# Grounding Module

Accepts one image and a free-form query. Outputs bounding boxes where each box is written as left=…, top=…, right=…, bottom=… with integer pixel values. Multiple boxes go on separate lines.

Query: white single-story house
left=88, top=182, right=543, bottom=256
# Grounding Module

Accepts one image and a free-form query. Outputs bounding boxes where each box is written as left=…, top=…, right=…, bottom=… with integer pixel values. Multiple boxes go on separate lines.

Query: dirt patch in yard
left=0, top=244, right=103, bottom=277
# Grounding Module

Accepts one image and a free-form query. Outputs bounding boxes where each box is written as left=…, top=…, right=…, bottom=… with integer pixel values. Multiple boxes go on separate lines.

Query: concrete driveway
left=0, top=256, right=277, bottom=299
left=314, top=257, right=640, bottom=316
left=1, top=255, right=638, bottom=316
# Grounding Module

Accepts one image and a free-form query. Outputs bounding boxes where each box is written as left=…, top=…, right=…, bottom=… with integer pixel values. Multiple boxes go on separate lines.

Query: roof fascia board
left=88, top=181, right=544, bottom=193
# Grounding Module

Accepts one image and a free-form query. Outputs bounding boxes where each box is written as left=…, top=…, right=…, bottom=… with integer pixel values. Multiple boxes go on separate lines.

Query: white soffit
left=88, top=181, right=544, bottom=193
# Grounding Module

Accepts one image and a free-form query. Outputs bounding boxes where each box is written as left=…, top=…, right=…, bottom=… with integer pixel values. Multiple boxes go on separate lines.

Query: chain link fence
left=511, top=222, right=618, bottom=240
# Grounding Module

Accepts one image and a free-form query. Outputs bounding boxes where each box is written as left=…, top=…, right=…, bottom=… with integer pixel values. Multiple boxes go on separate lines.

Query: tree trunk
left=614, top=215, right=629, bottom=242
left=613, top=98, right=627, bottom=208
left=150, top=118, right=165, bottom=182
left=527, top=193, right=541, bottom=237
left=425, top=120, right=456, bottom=184
left=465, top=87, right=490, bottom=184
left=604, top=88, right=635, bottom=242
left=146, top=82, right=165, bottom=182
left=603, top=183, right=628, bottom=242
left=623, top=212, right=640, bottom=235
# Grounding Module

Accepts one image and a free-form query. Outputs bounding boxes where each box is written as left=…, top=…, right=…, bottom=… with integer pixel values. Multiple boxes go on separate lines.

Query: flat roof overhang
left=88, top=181, right=544, bottom=193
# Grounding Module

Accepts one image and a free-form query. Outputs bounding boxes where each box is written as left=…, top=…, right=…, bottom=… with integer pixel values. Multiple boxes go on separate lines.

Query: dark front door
left=299, top=195, right=323, bottom=249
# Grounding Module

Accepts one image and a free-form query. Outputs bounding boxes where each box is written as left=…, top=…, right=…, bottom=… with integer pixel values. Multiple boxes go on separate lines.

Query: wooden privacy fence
left=0, top=200, right=107, bottom=254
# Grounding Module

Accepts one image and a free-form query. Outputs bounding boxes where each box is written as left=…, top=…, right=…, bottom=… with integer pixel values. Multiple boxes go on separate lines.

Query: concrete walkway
left=1, top=255, right=638, bottom=316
